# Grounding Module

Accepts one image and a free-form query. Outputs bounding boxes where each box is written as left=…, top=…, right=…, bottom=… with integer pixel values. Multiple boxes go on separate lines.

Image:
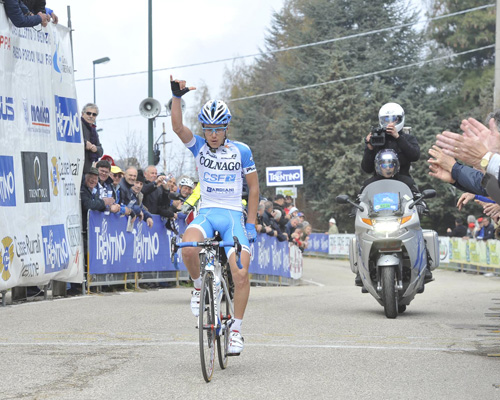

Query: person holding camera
left=362, top=103, right=420, bottom=181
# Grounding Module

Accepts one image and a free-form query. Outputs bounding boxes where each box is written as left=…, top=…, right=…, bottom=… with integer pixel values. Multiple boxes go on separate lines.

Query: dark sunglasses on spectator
left=381, top=162, right=395, bottom=168
left=85, top=111, right=98, bottom=117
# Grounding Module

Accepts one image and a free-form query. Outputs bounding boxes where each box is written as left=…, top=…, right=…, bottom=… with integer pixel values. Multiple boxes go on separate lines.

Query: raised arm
left=170, top=75, right=196, bottom=144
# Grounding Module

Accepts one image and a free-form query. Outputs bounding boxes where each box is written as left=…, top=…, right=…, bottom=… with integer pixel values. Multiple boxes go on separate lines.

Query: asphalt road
left=1, top=258, right=499, bottom=400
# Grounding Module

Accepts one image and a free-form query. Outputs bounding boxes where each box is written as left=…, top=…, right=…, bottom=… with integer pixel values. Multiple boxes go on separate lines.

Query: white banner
left=328, top=234, right=355, bottom=256
left=0, top=7, right=84, bottom=291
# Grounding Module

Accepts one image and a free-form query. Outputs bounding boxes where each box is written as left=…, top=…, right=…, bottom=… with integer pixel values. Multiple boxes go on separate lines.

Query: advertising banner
left=305, top=233, right=329, bottom=254
left=88, top=211, right=296, bottom=278
left=0, top=7, right=84, bottom=291
left=266, top=166, right=303, bottom=187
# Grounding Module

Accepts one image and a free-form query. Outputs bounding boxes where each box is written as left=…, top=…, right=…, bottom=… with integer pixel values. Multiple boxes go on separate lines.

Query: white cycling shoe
left=191, top=289, right=200, bottom=317
left=228, top=331, right=244, bottom=355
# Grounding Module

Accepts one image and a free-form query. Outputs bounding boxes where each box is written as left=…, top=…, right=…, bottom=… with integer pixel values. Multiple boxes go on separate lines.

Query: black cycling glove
left=171, top=80, right=190, bottom=98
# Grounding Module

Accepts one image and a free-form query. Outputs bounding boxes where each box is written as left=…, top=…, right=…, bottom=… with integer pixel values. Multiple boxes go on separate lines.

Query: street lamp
left=92, top=57, right=110, bottom=104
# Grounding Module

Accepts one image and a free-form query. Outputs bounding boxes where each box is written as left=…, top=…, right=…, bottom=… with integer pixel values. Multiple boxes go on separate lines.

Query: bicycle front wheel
left=199, top=272, right=216, bottom=382
left=217, top=279, right=231, bottom=370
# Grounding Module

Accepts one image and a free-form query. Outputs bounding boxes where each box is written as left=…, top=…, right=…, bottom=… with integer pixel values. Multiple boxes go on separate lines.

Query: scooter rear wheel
left=381, top=267, right=398, bottom=319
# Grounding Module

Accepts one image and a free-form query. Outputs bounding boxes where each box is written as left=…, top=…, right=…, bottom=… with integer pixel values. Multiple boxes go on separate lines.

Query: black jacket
left=81, top=119, right=103, bottom=174
left=80, top=185, right=105, bottom=232
left=361, top=133, right=420, bottom=177
left=448, top=224, right=467, bottom=238
left=142, top=180, right=171, bottom=216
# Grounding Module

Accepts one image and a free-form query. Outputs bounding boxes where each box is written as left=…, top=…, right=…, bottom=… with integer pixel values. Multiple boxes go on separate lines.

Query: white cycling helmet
left=178, top=177, right=194, bottom=189
left=379, top=102, right=405, bottom=132
left=375, top=149, right=400, bottom=178
left=198, top=99, right=232, bottom=125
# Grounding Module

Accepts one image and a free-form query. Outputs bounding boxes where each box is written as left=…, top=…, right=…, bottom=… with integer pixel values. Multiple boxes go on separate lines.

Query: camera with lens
left=369, top=126, right=387, bottom=146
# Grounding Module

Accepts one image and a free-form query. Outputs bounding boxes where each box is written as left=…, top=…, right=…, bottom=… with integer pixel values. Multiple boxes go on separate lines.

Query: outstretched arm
left=170, top=75, right=196, bottom=144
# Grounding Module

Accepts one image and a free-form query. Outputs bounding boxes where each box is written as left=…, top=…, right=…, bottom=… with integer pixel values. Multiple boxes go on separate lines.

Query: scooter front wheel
left=380, top=266, right=398, bottom=319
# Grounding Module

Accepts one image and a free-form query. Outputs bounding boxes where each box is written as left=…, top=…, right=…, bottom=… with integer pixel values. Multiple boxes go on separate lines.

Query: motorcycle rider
left=355, top=149, right=434, bottom=286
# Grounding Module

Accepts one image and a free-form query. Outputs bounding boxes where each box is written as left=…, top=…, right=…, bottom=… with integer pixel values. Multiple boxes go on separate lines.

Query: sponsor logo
left=55, top=95, right=81, bottom=143
left=14, top=233, right=42, bottom=278
left=0, top=35, right=11, bottom=51
left=203, top=172, right=236, bottom=184
left=0, top=96, right=14, bottom=121
left=0, top=156, right=16, bottom=207
left=132, top=221, right=160, bottom=264
left=25, top=99, right=51, bottom=133
left=21, top=152, right=50, bottom=203
left=244, top=165, right=256, bottom=174
left=50, top=156, right=80, bottom=197
left=94, top=219, right=127, bottom=265
left=199, top=154, right=241, bottom=171
left=268, top=169, right=302, bottom=184
left=206, top=187, right=234, bottom=194
left=0, top=236, right=13, bottom=282
left=52, top=44, right=73, bottom=75
left=41, top=224, right=70, bottom=273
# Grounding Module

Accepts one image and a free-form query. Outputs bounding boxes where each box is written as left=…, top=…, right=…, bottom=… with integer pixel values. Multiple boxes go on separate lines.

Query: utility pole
left=494, top=0, right=500, bottom=109
left=147, top=0, right=154, bottom=165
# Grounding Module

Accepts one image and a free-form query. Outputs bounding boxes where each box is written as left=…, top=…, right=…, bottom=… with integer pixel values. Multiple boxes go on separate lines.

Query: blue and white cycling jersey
left=185, top=135, right=256, bottom=212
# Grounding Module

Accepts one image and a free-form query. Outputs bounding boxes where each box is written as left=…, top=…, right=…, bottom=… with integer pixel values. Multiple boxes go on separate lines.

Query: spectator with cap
left=81, top=103, right=103, bottom=174
left=447, top=218, right=467, bottom=238
left=80, top=168, right=119, bottom=240
left=297, top=212, right=305, bottom=224
left=288, top=206, right=299, bottom=218
left=475, top=216, right=495, bottom=240
left=178, top=177, right=195, bottom=200
left=466, top=222, right=476, bottom=238
left=326, top=218, right=339, bottom=234
left=110, top=165, right=123, bottom=202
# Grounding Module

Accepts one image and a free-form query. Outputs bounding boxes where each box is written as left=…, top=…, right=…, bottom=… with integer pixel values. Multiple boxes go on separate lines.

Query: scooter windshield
left=373, top=192, right=399, bottom=212
left=360, top=179, right=414, bottom=216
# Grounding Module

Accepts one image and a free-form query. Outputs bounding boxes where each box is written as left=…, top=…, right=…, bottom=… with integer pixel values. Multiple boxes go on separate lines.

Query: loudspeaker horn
left=139, top=97, right=162, bottom=119
left=165, top=98, right=186, bottom=116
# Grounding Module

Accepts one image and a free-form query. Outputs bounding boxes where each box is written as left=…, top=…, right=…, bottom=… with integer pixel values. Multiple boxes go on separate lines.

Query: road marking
left=300, top=279, right=325, bottom=287
left=0, top=341, right=475, bottom=353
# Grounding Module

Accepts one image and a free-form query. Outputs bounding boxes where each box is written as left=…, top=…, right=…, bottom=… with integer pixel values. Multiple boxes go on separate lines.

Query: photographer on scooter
left=362, top=103, right=420, bottom=183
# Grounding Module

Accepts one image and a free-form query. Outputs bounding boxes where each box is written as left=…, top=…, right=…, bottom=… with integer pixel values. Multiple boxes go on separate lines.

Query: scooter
left=336, top=180, right=438, bottom=318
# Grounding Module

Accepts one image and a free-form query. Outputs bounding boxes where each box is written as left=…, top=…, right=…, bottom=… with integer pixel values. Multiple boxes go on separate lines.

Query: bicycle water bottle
left=104, top=190, right=113, bottom=215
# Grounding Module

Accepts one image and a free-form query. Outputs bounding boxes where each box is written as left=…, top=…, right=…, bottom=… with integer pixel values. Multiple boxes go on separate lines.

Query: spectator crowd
left=428, top=110, right=500, bottom=241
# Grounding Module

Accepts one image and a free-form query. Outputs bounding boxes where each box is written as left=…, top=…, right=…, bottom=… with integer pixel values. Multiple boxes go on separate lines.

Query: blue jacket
left=4, top=0, right=42, bottom=27
left=451, top=163, right=488, bottom=196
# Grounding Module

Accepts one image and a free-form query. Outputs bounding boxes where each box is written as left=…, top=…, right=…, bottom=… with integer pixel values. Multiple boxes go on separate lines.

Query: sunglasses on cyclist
left=85, top=111, right=98, bottom=117
left=202, top=127, right=227, bottom=135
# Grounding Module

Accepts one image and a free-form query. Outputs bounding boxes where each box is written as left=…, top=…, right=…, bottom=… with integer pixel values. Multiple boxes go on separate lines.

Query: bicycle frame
left=171, top=235, right=241, bottom=382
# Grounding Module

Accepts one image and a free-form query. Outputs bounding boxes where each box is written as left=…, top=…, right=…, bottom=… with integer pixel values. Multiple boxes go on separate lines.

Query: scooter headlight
left=372, top=219, right=400, bottom=233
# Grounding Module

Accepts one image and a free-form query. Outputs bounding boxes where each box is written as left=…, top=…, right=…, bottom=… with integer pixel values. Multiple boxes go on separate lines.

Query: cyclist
left=169, top=76, right=259, bottom=355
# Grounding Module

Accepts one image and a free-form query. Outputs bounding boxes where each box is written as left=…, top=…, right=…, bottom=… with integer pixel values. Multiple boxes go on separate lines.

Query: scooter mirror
left=336, top=195, right=350, bottom=204
left=422, top=189, right=436, bottom=199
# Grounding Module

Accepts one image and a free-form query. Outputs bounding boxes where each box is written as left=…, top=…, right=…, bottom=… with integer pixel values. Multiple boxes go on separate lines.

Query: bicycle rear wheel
left=199, top=272, right=216, bottom=382
left=217, top=279, right=231, bottom=369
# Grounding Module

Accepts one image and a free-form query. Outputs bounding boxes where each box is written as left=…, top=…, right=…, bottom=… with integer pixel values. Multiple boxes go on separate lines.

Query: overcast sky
left=45, top=0, right=286, bottom=170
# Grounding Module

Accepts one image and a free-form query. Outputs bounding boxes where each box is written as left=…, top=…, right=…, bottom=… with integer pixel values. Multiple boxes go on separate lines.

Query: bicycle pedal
left=227, top=352, right=241, bottom=357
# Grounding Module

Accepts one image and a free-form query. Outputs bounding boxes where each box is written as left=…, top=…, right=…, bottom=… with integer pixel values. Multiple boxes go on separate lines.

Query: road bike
left=171, top=235, right=240, bottom=382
